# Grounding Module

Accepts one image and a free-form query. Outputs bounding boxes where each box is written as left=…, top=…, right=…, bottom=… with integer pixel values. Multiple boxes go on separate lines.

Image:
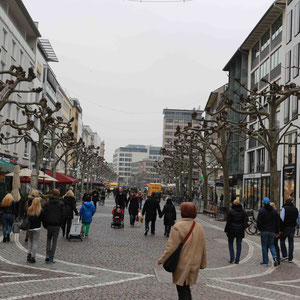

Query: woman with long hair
left=26, top=197, right=43, bottom=263
left=62, top=189, right=78, bottom=239
left=1, top=193, right=15, bottom=242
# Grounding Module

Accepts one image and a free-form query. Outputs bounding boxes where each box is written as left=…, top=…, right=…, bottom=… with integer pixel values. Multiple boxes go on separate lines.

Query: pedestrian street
left=0, top=196, right=300, bottom=300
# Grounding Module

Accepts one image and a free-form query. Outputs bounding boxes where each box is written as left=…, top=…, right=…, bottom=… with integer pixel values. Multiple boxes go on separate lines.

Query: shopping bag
left=140, top=215, right=144, bottom=224
left=13, top=223, right=20, bottom=233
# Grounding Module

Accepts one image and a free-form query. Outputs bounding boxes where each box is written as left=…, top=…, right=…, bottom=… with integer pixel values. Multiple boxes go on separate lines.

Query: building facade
left=113, top=145, right=161, bottom=184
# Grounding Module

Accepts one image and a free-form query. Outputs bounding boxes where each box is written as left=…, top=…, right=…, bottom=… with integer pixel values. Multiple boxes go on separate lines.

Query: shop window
left=248, top=151, right=255, bottom=173
left=291, top=95, right=298, bottom=118
left=285, top=51, right=291, bottom=83
left=272, top=15, right=282, bottom=40
left=256, top=148, right=265, bottom=173
left=283, top=168, right=295, bottom=201
left=284, top=96, right=290, bottom=124
left=286, top=10, right=293, bottom=44
left=284, top=132, right=296, bottom=165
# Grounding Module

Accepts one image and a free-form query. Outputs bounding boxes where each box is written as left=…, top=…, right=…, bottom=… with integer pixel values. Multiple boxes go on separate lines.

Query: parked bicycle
left=245, top=210, right=259, bottom=235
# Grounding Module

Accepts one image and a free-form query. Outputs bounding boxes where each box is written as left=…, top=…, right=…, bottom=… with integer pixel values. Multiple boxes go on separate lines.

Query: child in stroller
left=111, top=205, right=124, bottom=228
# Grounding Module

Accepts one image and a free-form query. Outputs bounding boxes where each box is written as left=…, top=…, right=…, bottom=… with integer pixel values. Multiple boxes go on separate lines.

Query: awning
left=45, top=171, right=79, bottom=184
left=0, top=159, right=16, bottom=173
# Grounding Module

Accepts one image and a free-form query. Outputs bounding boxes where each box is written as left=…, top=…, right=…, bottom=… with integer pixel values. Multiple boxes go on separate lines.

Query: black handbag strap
left=182, top=221, right=196, bottom=244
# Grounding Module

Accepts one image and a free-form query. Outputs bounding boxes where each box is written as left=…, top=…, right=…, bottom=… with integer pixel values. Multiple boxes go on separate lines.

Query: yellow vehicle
left=148, top=183, right=161, bottom=196
left=109, top=182, right=119, bottom=191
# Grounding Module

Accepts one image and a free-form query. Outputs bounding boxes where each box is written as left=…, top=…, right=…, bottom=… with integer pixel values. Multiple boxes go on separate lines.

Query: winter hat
left=263, top=197, right=270, bottom=205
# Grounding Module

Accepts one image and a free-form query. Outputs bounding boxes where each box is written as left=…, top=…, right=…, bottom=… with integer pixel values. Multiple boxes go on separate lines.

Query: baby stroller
left=111, top=205, right=124, bottom=228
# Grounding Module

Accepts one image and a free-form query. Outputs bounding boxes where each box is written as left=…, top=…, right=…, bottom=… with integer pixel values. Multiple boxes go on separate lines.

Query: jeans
left=228, top=237, right=242, bottom=263
left=2, top=213, right=14, bottom=237
left=165, top=225, right=172, bottom=236
left=93, top=201, right=97, bottom=211
left=260, top=231, right=277, bottom=264
left=138, top=201, right=142, bottom=210
left=46, top=226, right=60, bottom=259
left=274, top=236, right=280, bottom=260
left=27, top=229, right=40, bottom=258
left=176, top=284, right=192, bottom=300
left=280, top=227, right=295, bottom=261
left=130, top=214, right=136, bottom=226
left=145, top=220, right=156, bottom=234
left=62, top=218, right=72, bottom=238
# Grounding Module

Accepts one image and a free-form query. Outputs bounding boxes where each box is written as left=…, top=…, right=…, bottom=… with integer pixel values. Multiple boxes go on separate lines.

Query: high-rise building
left=113, top=145, right=161, bottom=184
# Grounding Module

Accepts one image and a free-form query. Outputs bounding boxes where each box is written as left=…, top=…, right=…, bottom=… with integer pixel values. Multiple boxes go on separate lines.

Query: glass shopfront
left=283, top=167, right=295, bottom=201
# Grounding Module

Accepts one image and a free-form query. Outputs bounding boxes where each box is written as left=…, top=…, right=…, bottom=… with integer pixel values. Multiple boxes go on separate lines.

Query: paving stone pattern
left=0, top=195, right=299, bottom=299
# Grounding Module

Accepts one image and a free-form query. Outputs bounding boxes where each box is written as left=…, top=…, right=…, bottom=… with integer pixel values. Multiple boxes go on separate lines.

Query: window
left=166, top=119, right=173, bottom=123
left=291, top=95, right=298, bottom=118
left=260, top=59, right=269, bottom=79
left=15, top=107, right=20, bottom=123
left=12, top=40, right=16, bottom=59
left=272, top=15, right=283, bottom=40
left=24, top=141, right=28, bottom=157
left=256, top=148, right=265, bottom=173
left=284, top=96, right=290, bottom=124
left=295, top=2, right=300, bottom=36
left=165, top=132, right=173, bottom=136
left=284, top=132, right=296, bottom=165
left=165, top=125, right=173, bottom=129
left=7, top=103, right=11, bottom=118
left=252, top=42, right=260, bottom=61
left=251, top=68, right=259, bottom=86
left=249, top=125, right=256, bottom=148
left=286, top=10, right=293, bottom=44
left=271, top=47, right=281, bottom=70
left=261, top=30, right=270, bottom=52
left=4, top=132, right=9, bottom=150
left=248, top=151, right=255, bottom=173
left=285, top=51, right=291, bottom=83
left=2, top=28, right=7, bottom=49
left=293, top=43, right=300, bottom=78
left=0, top=61, right=5, bottom=81
left=13, top=138, right=17, bottom=153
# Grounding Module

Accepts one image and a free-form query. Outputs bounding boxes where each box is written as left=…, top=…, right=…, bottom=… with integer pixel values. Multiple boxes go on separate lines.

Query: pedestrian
left=270, top=202, right=281, bottom=264
left=100, top=188, right=106, bottom=205
left=137, top=191, right=143, bottom=210
left=26, top=197, right=44, bottom=263
left=1, top=193, right=15, bottom=242
left=158, top=202, right=207, bottom=300
left=62, top=190, right=79, bottom=239
left=128, top=191, right=139, bottom=227
left=82, top=190, right=90, bottom=203
left=43, top=189, right=65, bottom=263
left=160, top=197, right=176, bottom=237
left=80, top=195, right=96, bottom=237
left=115, top=187, right=127, bottom=210
left=224, top=199, right=248, bottom=264
left=142, top=192, right=162, bottom=236
left=280, top=197, right=300, bottom=263
left=91, top=188, right=99, bottom=210
left=257, top=197, right=280, bottom=267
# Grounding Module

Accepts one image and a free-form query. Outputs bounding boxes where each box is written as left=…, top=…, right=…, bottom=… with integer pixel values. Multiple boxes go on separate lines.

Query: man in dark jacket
left=142, top=192, right=162, bottom=236
left=43, top=189, right=64, bottom=263
left=62, top=190, right=78, bottom=239
left=257, top=197, right=280, bottom=266
left=160, top=197, right=176, bottom=237
left=91, top=188, right=99, bottom=211
left=115, top=187, right=127, bottom=209
left=280, top=198, right=300, bottom=262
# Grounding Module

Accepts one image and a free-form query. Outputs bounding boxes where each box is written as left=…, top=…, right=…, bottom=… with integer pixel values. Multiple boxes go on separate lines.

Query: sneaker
left=6, top=235, right=10, bottom=242
left=27, top=254, right=31, bottom=262
left=49, top=258, right=55, bottom=263
left=235, top=261, right=239, bottom=264
left=29, top=257, right=36, bottom=264
left=229, top=259, right=234, bottom=264
left=260, top=262, right=268, bottom=266
left=144, top=230, right=148, bottom=236
left=274, top=258, right=279, bottom=267
left=281, top=257, right=288, bottom=261
left=24, top=238, right=28, bottom=243
left=3, top=237, right=7, bottom=243
left=288, top=260, right=293, bottom=263
left=45, top=257, right=50, bottom=263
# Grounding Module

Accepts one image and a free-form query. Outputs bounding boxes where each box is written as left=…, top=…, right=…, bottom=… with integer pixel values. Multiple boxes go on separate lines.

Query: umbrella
left=11, top=165, right=21, bottom=202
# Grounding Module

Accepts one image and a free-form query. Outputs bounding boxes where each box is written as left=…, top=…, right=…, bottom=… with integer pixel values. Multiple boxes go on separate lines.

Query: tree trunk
left=31, top=146, right=41, bottom=189
left=51, top=163, right=57, bottom=190
left=202, top=168, right=208, bottom=208
left=270, top=152, right=279, bottom=207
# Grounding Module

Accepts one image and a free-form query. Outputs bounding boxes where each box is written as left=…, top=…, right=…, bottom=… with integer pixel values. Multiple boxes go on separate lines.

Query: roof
left=163, top=108, right=203, bottom=114
left=46, top=171, right=79, bottom=184
left=223, top=0, right=285, bottom=70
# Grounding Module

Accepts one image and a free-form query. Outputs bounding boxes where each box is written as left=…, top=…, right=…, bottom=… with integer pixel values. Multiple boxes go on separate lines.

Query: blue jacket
left=80, top=202, right=96, bottom=223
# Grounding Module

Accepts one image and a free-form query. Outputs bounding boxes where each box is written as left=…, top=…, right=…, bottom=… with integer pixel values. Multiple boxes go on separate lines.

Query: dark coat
left=28, top=209, right=44, bottom=230
left=1, top=201, right=15, bottom=215
left=257, top=204, right=279, bottom=234
left=115, top=193, right=127, bottom=209
left=63, top=196, right=78, bottom=219
left=82, top=193, right=90, bottom=203
left=282, top=202, right=299, bottom=229
left=128, top=197, right=139, bottom=216
left=100, top=190, right=106, bottom=199
left=92, top=191, right=99, bottom=202
left=161, top=199, right=176, bottom=226
left=142, top=197, right=162, bottom=222
left=224, top=204, right=248, bottom=239
left=44, top=197, right=65, bottom=227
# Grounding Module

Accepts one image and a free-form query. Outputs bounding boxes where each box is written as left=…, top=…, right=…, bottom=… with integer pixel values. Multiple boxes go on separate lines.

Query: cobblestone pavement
left=0, top=195, right=300, bottom=299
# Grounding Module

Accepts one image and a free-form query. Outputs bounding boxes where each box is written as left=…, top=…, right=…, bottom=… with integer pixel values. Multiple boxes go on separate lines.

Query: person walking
left=142, top=192, right=161, bottom=236
left=43, top=189, right=65, bottom=263
left=1, top=194, right=15, bottom=242
left=224, top=199, right=248, bottom=264
left=160, top=197, right=177, bottom=237
left=128, top=191, right=139, bottom=227
left=91, top=188, right=99, bottom=210
left=158, top=202, right=207, bottom=300
left=280, top=197, right=299, bottom=263
left=82, top=190, right=90, bottom=203
left=270, top=202, right=281, bottom=264
left=80, top=195, right=96, bottom=237
left=115, top=187, right=127, bottom=210
left=137, top=191, right=143, bottom=210
left=62, top=190, right=78, bottom=239
left=257, top=197, right=280, bottom=267
left=100, top=188, right=106, bottom=206
left=26, top=197, right=44, bottom=263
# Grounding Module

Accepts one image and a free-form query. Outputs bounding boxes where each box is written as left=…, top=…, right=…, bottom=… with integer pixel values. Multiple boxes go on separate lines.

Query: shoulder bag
left=163, top=221, right=196, bottom=273
left=20, top=216, right=30, bottom=231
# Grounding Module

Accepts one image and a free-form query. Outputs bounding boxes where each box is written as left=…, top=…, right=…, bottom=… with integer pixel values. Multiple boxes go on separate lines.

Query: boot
left=274, top=257, right=279, bottom=267
left=29, top=257, right=36, bottom=263
left=3, top=236, right=7, bottom=243
left=6, top=234, right=10, bottom=242
left=27, top=254, right=31, bottom=262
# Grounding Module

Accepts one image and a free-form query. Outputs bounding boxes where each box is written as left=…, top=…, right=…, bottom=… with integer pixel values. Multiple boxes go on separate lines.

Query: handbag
left=13, top=223, right=20, bottom=234
left=163, top=221, right=196, bottom=273
left=20, top=216, right=30, bottom=231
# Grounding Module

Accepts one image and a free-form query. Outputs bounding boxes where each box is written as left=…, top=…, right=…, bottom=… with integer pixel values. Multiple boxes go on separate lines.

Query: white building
left=82, top=125, right=101, bottom=149
left=113, top=145, right=161, bottom=184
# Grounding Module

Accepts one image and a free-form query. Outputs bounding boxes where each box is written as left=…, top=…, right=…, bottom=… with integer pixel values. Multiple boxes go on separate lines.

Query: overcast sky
left=23, top=0, right=274, bottom=162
